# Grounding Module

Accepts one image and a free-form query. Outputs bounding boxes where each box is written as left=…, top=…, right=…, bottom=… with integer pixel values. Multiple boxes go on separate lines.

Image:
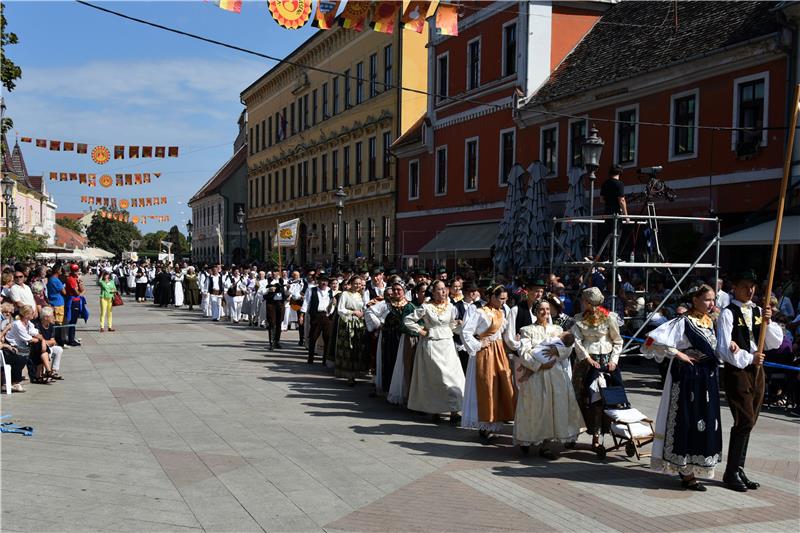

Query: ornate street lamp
left=1, top=175, right=14, bottom=234
left=581, top=127, right=604, bottom=259
left=186, top=219, right=193, bottom=259
left=334, top=186, right=347, bottom=270
left=235, top=206, right=245, bottom=263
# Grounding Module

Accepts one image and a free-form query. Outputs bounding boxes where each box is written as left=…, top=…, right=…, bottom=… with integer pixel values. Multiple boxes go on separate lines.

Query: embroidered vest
left=309, top=286, right=332, bottom=313
left=726, top=303, right=761, bottom=350
left=515, top=300, right=533, bottom=332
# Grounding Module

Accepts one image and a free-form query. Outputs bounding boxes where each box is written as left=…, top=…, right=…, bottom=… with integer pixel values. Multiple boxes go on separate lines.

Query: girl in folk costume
left=460, top=285, right=516, bottom=443
left=182, top=267, right=201, bottom=311
left=642, top=284, right=722, bottom=491
left=514, top=299, right=584, bottom=458
left=404, top=280, right=465, bottom=423
left=365, top=285, right=392, bottom=394
left=571, top=287, right=624, bottom=453
left=716, top=270, right=783, bottom=492
left=335, top=276, right=368, bottom=386
left=173, top=266, right=185, bottom=308
left=369, top=280, right=415, bottom=397
left=387, top=281, right=428, bottom=406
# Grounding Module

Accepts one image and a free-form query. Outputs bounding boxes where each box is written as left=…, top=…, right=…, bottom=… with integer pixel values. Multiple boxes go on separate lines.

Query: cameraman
left=598, top=164, right=629, bottom=260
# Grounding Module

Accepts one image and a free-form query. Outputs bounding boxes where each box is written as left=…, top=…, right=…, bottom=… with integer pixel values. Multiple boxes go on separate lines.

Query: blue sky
left=3, top=1, right=317, bottom=232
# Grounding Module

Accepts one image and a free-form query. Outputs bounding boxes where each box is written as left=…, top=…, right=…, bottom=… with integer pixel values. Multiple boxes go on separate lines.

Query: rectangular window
left=303, top=94, right=309, bottom=129
left=436, top=53, right=449, bottom=104
left=464, top=137, right=479, bottom=191
left=671, top=91, right=698, bottom=157
left=332, top=149, right=339, bottom=188
left=282, top=168, right=287, bottom=202
left=354, top=219, right=362, bottom=256
left=368, top=218, right=376, bottom=260
left=322, top=82, right=329, bottom=119
left=343, top=221, right=350, bottom=258
left=737, top=77, right=766, bottom=148
left=382, top=216, right=390, bottom=260
left=248, top=127, right=253, bottom=154
left=503, top=22, right=517, bottom=77
left=249, top=179, right=254, bottom=208
left=409, top=160, right=420, bottom=200
left=344, top=68, right=351, bottom=109
left=368, top=136, right=376, bottom=180
left=290, top=102, right=296, bottom=135
left=333, top=78, right=340, bottom=115
left=303, top=161, right=308, bottom=196
left=298, top=97, right=303, bottom=131
left=540, top=125, right=558, bottom=176
left=384, top=44, right=393, bottom=89
left=312, top=89, right=318, bottom=125
left=356, top=62, right=364, bottom=104
left=275, top=111, right=281, bottom=142
left=321, top=153, right=328, bottom=192
left=290, top=166, right=296, bottom=199
left=260, top=175, right=265, bottom=206
left=321, top=224, right=327, bottom=256
left=267, top=172, right=272, bottom=204
left=499, top=129, right=515, bottom=184
left=382, top=131, right=392, bottom=178
left=343, top=145, right=351, bottom=186
left=312, top=157, right=318, bottom=195
left=467, top=39, right=480, bottom=90
left=615, top=105, right=638, bottom=165
left=268, top=116, right=273, bottom=147
left=355, top=141, right=363, bottom=183
left=435, top=147, right=447, bottom=196
left=568, top=119, right=587, bottom=169
left=369, top=53, right=378, bottom=97
left=254, top=124, right=260, bottom=153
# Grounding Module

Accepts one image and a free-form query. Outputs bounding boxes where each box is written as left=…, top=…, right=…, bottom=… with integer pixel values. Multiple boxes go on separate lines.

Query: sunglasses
left=14, top=275, right=24, bottom=279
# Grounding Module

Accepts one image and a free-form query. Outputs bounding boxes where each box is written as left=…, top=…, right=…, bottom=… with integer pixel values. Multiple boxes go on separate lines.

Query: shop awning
left=720, top=216, right=800, bottom=246
left=418, top=221, right=500, bottom=259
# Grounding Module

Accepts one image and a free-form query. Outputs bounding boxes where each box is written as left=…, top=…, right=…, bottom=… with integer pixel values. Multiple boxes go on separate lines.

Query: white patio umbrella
left=493, top=164, right=526, bottom=277
left=557, top=167, right=589, bottom=263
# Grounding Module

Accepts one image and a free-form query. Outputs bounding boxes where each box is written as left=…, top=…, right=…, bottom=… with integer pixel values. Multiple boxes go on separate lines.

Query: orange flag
left=434, top=2, right=458, bottom=36
left=168, top=146, right=179, bottom=157
left=312, top=0, right=340, bottom=29
left=129, top=146, right=139, bottom=159
left=371, top=1, right=399, bottom=33
left=339, top=0, right=371, bottom=31
left=401, top=1, right=430, bottom=33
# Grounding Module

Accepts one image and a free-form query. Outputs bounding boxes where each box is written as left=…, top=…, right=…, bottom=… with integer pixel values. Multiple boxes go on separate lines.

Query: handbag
left=112, top=292, right=124, bottom=307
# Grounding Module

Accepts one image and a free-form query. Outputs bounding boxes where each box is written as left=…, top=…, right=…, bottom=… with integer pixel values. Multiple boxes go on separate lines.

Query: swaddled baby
left=517, top=331, right=575, bottom=384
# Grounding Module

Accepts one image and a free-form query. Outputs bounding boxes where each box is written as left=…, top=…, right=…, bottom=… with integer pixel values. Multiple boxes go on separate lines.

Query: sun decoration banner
left=95, top=210, right=172, bottom=224
left=50, top=171, right=157, bottom=186
left=21, top=137, right=179, bottom=160
left=371, top=1, right=399, bottom=34
left=312, top=0, right=340, bottom=29
left=269, top=0, right=312, bottom=29
left=339, top=0, right=371, bottom=31
left=434, top=1, right=459, bottom=36
left=92, top=146, right=111, bottom=165
left=80, top=196, right=168, bottom=206
left=277, top=217, right=300, bottom=247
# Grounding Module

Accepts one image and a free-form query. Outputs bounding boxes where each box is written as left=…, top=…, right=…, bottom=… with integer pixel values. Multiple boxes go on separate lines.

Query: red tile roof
left=56, top=213, right=85, bottom=221
left=55, top=224, right=87, bottom=249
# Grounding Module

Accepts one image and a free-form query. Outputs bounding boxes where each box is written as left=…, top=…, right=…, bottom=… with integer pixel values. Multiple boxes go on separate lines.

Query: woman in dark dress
left=154, top=266, right=172, bottom=307
left=183, top=266, right=201, bottom=310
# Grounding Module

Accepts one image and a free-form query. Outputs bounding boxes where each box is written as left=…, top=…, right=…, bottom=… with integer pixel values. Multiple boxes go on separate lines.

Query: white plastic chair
left=1, top=350, right=12, bottom=395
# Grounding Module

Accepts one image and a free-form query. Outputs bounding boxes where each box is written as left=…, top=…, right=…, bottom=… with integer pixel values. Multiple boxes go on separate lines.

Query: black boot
left=723, top=434, right=748, bottom=492
left=738, top=434, right=760, bottom=489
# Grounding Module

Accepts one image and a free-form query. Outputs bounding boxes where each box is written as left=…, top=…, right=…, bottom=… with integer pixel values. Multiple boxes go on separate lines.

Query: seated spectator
left=9, top=271, right=37, bottom=317
left=34, top=306, right=64, bottom=380
left=5, top=305, right=55, bottom=384
left=0, top=302, right=27, bottom=392
left=0, top=271, right=13, bottom=302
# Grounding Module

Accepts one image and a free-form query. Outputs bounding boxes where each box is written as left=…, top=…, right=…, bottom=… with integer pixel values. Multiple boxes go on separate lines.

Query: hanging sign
left=269, top=0, right=312, bottom=29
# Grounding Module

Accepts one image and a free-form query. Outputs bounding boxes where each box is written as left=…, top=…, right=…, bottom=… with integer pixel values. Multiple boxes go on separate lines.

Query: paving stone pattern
left=2, top=284, right=798, bottom=532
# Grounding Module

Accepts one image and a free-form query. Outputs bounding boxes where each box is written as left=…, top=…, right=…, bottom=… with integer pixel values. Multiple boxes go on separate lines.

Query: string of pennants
left=97, top=210, right=170, bottom=225
left=81, top=196, right=168, bottom=208
left=211, top=1, right=459, bottom=36
left=49, top=172, right=162, bottom=186
left=20, top=138, right=179, bottom=163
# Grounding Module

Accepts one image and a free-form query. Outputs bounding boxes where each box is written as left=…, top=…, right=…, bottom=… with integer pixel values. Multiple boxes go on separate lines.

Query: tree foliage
left=1, top=230, right=44, bottom=262
left=56, top=217, right=83, bottom=234
left=142, top=230, right=168, bottom=252
left=167, top=225, right=188, bottom=257
left=86, top=213, right=142, bottom=257
left=1, top=4, right=22, bottom=136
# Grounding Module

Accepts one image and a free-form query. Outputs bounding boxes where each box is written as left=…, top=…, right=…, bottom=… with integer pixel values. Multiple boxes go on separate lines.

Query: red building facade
left=394, top=1, right=796, bottom=269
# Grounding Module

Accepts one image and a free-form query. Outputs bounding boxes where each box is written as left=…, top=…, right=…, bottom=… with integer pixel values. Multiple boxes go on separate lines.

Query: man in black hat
left=365, top=267, right=386, bottom=301
left=436, top=266, right=448, bottom=282
left=299, top=271, right=334, bottom=364
left=598, top=164, right=628, bottom=260
left=503, top=278, right=547, bottom=351
left=716, top=270, right=783, bottom=492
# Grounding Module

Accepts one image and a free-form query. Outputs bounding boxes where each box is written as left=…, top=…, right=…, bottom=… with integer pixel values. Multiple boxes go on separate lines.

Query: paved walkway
left=1, top=283, right=798, bottom=532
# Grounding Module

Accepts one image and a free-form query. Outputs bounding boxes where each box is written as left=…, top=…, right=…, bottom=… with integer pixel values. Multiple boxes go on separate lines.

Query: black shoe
left=274, top=343, right=282, bottom=349
left=738, top=468, right=760, bottom=490
left=306, top=357, right=314, bottom=364
left=680, top=475, right=707, bottom=492
left=519, top=445, right=530, bottom=456
left=430, top=414, right=441, bottom=423
left=67, top=341, right=81, bottom=347
left=539, top=448, right=557, bottom=460
left=478, top=430, right=491, bottom=445
left=723, top=470, right=748, bottom=492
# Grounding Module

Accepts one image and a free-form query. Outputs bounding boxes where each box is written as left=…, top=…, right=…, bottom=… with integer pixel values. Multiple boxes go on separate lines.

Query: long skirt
left=335, top=316, right=368, bottom=378
left=652, top=357, right=722, bottom=479
left=174, top=282, right=184, bottom=307
left=572, top=355, right=623, bottom=436
left=387, top=334, right=415, bottom=405
left=407, top=336, right=465, bottom=414
left=514, top=364, right=585, bottom=446
left=462, top=339, right=516, bottom=431
left=380, top=326, right=403, bottom=395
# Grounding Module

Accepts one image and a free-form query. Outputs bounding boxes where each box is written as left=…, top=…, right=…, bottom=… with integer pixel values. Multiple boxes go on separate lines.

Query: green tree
left=167, top=225, right=188, bottom=257
left=0, top=230, right=44, bottom=261
left=142, top=230, right=168, bottom=252
left=1, top=4, right=22, bottom=136
left=86, top=213, right=142, bottom=256
left=56, top=217, right=83, bottom=234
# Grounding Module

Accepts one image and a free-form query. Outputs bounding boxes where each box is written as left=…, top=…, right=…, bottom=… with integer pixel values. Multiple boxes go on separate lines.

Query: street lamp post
left=334, top=186, right=347, bottom=270
left=186, top=220, right=194, bottom=261
left=235, top=206, right=245, bottom=264
left=1, top=175, right=15, bottom=235
left=581, top=127, right=605, bottom=259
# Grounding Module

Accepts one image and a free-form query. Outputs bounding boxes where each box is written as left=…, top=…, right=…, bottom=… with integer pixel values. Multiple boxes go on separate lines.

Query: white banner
left=277, top=218, right=300, bottom=247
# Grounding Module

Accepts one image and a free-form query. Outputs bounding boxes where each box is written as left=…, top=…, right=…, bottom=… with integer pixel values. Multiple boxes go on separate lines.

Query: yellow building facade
left=241, top=15, right=429, bottom=268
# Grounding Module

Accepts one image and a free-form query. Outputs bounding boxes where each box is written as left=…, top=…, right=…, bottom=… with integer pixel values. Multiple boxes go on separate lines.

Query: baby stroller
left=598, top=381, right=654, bottom=460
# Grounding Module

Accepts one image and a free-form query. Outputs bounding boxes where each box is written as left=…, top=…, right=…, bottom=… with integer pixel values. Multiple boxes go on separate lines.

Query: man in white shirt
left=206, top=266, right=224, bottom=321
left=299, top=272, right=333, bottom=364
left=716, top=270, right=783, bottom=493
left=9, top=271, right=37, bottom=317
left=715, top=278, right=731, bottom=310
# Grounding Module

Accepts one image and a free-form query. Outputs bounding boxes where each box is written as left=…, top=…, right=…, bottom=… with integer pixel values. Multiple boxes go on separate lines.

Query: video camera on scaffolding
left=636, top=165, right=677, bottom=203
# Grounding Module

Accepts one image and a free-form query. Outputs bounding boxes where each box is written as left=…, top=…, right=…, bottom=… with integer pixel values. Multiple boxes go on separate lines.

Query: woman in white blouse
left=460, top=285, right=515, bottom=442
left=404, top=280, right=465, bottom=423
left=335, top=276, right=368, bottom=386
left=173, top=267, right=185, bottom=308
left=571, top=287, right=623, bottom=453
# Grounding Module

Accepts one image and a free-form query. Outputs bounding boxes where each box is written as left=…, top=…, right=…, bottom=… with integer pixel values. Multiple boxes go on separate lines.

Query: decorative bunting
left=312, top=0, right=340, bottom=29
left=79, top=174, right=87, bottom=184
left=434, top=2, right=458, bottom=36
left=99, top=174, right=113, bottom=188
left=36, top=139, right=46, bottom=148
left=114, top=145, right=125, bottom=159
left=371, top=1, right=399, bottom=34
left=209, top=0, right=242, bottom=14
left=77, top=143, right=88, bottom=154
left=21, top=137, right=178, bottom=159
left=63, top=141, right=74, bottom=152
left=401, top=1, right=430, bottom=33
left=92, top=146, right=111, bottom=165
left=69, top=173, right=78, bottom=181
left=134, top=173, right=142, bottom=185
left=269, top=0, right=312, bottom=29
left=49, top=172, right=57, bottom=180
left=142, top=146, right=153, bottom=158
left=59, top=172, right=68, bottom=181
left=116, top=175, right=124, bottom=186
left=50, top=140, right=61, bottom=151
left=339, top=0, right=371, bottom=31
left=155, top=146, right=165, bottom=158
left=168, top=146, right=179, bottom=157
left=119, top=199, right=129, bottom=209
left=80, top=196, right=168, bottom=206
left=125, top=174, right=133, bottom=185
left=143, top=173, right=151, bottom=183
left=129, top=146, right=139, bottom=159
left=21, top=137, right=32, bottom=143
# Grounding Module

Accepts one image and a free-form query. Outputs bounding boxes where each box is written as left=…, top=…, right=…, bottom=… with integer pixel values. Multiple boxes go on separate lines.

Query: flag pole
left=277, top=219, right=282, bottom=276
left=757, top=83, right=800, bottom=358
